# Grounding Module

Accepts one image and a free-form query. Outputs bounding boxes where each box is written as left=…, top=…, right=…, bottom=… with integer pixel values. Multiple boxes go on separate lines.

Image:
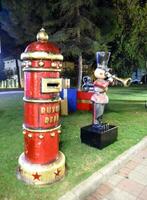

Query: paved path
left=85, top=147, right=147, bottom=200
left=0, top=91, right=23, bottom=95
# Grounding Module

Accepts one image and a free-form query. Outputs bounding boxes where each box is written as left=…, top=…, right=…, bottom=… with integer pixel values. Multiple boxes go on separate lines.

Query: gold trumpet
left=112, top=76, right=132, bottom=87
left=105, top=72, right=132, bottom=87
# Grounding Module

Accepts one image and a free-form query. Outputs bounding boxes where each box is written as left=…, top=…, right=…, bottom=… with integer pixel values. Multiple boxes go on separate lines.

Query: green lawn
left=0, top=86, right=147, bottom=200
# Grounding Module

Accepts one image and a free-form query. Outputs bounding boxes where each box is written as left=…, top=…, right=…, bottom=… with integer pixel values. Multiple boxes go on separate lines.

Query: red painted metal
left=24, top=102, right=60, bottom=129
left=22, top=30, right=62, bottom=164
left=24, top=130, right=59, bottom=164
left=77, top=91, right=94, bottom=111
left=24, top=71, right=60, bottom=99
left=25, top=41, right=60, bottom=54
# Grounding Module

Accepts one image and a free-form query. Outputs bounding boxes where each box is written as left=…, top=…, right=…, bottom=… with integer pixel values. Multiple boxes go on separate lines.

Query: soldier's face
left=94, top=68, right=105, bottom=79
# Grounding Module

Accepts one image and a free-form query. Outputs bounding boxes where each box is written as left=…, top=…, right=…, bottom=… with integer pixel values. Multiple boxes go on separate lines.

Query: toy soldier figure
left=91, top=52, right=113, bottom=127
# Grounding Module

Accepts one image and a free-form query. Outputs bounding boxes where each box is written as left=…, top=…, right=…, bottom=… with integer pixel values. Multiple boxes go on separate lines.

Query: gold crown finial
left=36, top=28, right=49, bottom=42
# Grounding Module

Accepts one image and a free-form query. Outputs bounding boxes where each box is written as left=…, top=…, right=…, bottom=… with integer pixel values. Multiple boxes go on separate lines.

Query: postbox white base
left=17, top=151, right=65, bottom=185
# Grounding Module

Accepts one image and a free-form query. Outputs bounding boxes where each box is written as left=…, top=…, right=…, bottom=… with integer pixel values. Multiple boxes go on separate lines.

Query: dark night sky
left=0, top=29, right=15, bottom=56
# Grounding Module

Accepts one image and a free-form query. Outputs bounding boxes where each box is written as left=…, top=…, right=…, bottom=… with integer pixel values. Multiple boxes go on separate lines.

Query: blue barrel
left=60, top=88, right=77, bottom=112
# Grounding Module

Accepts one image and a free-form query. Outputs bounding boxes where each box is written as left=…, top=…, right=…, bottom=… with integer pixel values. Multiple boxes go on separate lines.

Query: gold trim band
left=23, top=124, right=61, bottom=133
left=23, top=97, right=60, bottom=103
left=21, top=52, right=63, bottom=61
left=23, top=67, right=61, bottom=72
left=77, top=99, right=92, bottom=104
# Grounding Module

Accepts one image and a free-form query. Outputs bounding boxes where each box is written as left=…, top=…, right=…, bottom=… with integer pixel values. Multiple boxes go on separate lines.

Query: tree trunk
left=77, top=54, right=83, bottom=90
left=76, top=6, right=83, bottom=90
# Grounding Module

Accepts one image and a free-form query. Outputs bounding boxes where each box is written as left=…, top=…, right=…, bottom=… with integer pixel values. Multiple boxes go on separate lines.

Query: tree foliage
left=111, top=0, right=147, bottom=76
left=45, top=0, right=110, bottom=89
left=0, top=0, right=146, bottom=82
left=0, top=0, right=45, bottom=44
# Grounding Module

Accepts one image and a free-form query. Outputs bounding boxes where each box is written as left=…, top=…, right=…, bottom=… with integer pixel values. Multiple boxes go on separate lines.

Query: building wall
left=4, top=59, right=16, bottom=72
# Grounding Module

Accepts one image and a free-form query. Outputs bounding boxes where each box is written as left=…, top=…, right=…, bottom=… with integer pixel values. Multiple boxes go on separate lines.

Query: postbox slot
left=42, top=78, right=62, bottom=93
left=47, top=83, right=59, bottom=87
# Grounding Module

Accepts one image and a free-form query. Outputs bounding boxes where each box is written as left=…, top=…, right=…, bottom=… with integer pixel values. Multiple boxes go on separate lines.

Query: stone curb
left=59, top=136, right=147, bottom=200
left=0, top=91, right=23, bottom=94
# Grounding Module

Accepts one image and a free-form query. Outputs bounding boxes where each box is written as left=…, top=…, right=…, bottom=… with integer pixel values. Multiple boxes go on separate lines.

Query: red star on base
left=32, top=172, right=41, bottom=180
left=54, top=169, right=61, bottom=177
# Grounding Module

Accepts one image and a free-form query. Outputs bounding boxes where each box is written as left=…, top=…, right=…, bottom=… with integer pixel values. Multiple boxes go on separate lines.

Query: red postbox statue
left=17, top=28, right=65, bottom=185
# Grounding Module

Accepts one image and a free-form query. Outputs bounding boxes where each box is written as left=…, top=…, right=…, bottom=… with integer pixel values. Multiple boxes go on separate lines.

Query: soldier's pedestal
left=81, top=124, right=118, bottom=149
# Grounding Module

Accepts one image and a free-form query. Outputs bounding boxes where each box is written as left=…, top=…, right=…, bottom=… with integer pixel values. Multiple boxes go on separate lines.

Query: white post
left=2, top=81, right=4, bottom=88
left=4, top=80, right=6, bottom=88
left=16, top=79, right=19, bottom=88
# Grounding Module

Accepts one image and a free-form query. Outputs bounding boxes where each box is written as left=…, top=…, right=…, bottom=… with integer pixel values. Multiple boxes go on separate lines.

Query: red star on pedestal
left=32, top=172, right=41, bottom=180
left=54, top=169, right=61, bottom=177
